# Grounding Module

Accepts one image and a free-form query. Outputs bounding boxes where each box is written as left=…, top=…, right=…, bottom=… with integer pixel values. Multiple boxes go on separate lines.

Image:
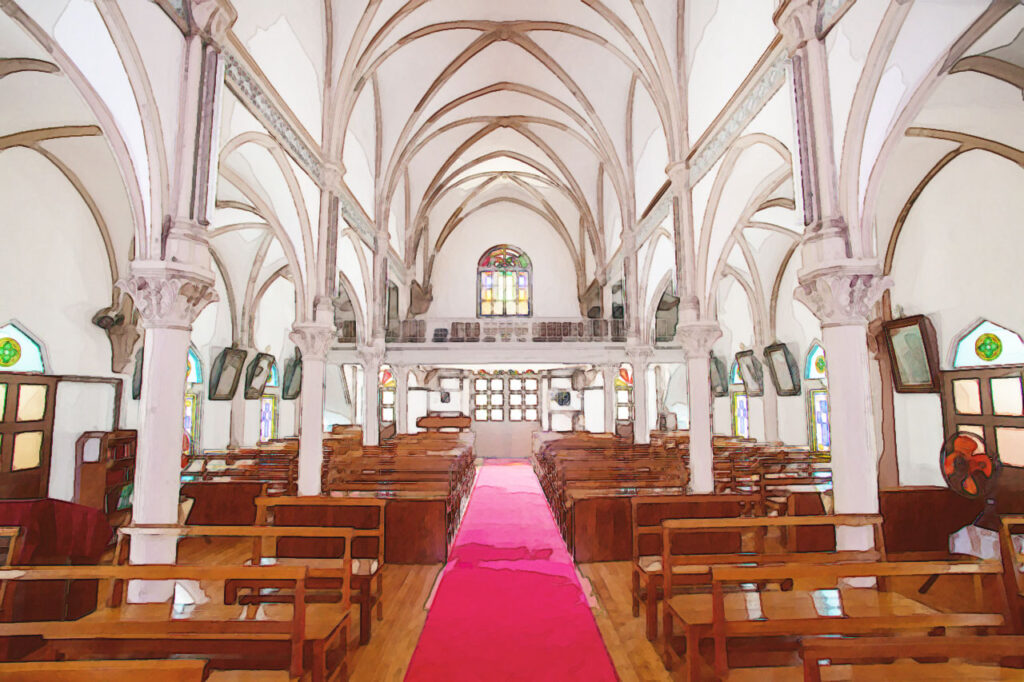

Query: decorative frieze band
left=222, top=53, right=323, bottom=182
left=690, top=52, right=789, bottom=182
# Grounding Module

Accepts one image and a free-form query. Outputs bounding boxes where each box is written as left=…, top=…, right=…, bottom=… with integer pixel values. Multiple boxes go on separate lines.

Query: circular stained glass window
left=0, top=337, right=21, bottom=367
left=975, top=333, right=1003, bottom=362
left=814, top=355, right=827, bottom=374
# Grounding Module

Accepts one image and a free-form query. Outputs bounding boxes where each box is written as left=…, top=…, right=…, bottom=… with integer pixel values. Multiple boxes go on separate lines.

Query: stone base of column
left=127, top=534, right=177, bottom=603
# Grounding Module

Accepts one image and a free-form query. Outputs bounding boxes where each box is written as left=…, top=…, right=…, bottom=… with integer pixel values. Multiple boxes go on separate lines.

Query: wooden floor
left=581, top=561, right=673, bottom=682
left=348, top=564, right=442, bottom=682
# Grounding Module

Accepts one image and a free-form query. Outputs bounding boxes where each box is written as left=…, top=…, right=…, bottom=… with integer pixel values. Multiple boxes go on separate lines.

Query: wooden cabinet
left=75, top=430, right=136, bottom=528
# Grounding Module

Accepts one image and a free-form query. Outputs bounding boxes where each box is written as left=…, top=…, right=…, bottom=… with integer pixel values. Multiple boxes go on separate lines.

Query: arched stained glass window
left=267, top=363, right=280, bottom=388
left=805, top=343, right=827, bottom=380
left=729, top=361, right=743, bottom=385
left=186, top=348, right=203, bottom=384
left=953, top=320, right=1024, bottom=368
left=478, top=244, right=532, bottom=317
left=0, top=323, right=45, bottom=373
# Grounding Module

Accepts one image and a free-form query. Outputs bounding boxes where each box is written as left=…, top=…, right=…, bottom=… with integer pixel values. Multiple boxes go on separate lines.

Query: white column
left=540, top=374, right=551, bottom=430
left=796, top=267, right=891, bottom=526
left=289, top=310, right=335, bottom=496
left=118, top=261, right=217, bottom=600
left=678, top=322, right=722, bottom=493
left=602, top=364, right=617, bottom=434
left=394, top=364, right=409, bottom=434
left=779, top=1, right=893, bottom=549
left=776, top=0, right=850, bottom=265
left=359, top=340, right=384, bottom=446
left=626, top=345, right=653, bottom=444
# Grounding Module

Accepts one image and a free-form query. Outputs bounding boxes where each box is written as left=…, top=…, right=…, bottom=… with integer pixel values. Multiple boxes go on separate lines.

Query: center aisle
left=404, top=461, right=619, bottom=681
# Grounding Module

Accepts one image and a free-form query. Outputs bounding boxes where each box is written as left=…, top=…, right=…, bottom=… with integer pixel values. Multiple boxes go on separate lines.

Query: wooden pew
left=663, top=558, right=1008, bottom=680
left=799, top=635, right=1024, bottom=682
left=0, top=659, right=209, bottom=681
left=631, top=495, right=761, bottom=641
left=256, top=496, right=385, bottom=644
left=0, top=563, right=350, bottom=681
left=999, top=515, right=1024, bottom=633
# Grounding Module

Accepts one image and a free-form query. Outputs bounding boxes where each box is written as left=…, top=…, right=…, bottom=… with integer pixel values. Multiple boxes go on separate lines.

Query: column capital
left=774, top=0, right=818, bottom=55
left=289, top=321, right=335, bottom=360
left=624, top=342, right=654, bottom=366
left=357, top=338, right=386, bottom=368
left=795, top=259, right=892, bottom=327
left=665, top=161, right=689, bottom=191
left=189, top=0, right=237, bottom=44
left=117, top=260, right=217, bottom=330
left=677, top=321, right=723, bottom=359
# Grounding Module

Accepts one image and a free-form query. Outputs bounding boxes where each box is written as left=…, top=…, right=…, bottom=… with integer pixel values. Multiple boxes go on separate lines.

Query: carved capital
left=190, top=0, right=237, bottom=43
left=117, top=261, right=217, bottom=330
left=677, top=321, right=723, bottom=359
left=289, top=322, right=335, bottom=360
left=795, top=260, right=892, bottom=327
left=625, top=342, right=654, bottom=368
left=357, top=338, right=386, bottom=368
left=775, top=0, right=818, bottom=55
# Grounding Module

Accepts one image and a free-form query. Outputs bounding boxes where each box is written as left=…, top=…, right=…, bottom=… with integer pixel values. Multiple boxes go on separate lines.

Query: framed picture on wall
left=208, top=348, right=246, bottom=400
left=710, top=355, right=729, bottom=397
left=883, top=315, right=941, bottom=393
left=763, top=343, right=801, bottom=396
left=244, top=353, right=275, bottom=399
left=282, top=352, right=302, bottom=400
left=735, top=350, right=764, bottom=397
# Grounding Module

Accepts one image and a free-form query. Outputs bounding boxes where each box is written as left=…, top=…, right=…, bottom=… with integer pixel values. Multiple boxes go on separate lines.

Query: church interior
left=2, top=0, right=1024, bottom=679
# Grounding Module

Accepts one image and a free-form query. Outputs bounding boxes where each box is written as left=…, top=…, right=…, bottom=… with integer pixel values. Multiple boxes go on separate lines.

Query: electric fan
left=941, top=431, right=1001, bottom=501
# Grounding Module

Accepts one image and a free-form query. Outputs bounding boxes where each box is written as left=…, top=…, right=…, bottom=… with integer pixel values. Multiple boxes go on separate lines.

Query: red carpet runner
left=405, top=461, right=618, bottom=681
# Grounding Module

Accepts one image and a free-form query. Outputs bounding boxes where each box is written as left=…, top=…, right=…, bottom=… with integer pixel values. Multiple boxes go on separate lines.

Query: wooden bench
left=663, top=559, right=1008, bottom=680
left=631, top=495, right=761, bottom=640
left=799, top=634, right=1024, bottom=682
left=256, top=496, right=385, bottom=644
left=999, top=515, right=1024, bottom=633
left=0, top=658, right=209, bottom=681
left=0, top=563, right=349, bottom=681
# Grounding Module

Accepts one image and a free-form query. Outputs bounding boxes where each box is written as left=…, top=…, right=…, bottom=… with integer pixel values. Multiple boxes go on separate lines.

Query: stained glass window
left=732, top=393, right=749, bottom=438
left=478, top=245, right=532, bottom=317
left=729, top=362, right=743, bottom=385
left=379, top=366, right=397, bottom=425
left=267, top=363, right=280, bottom=388
left=183, top=393, right=200, bottom=456
left=805, top=343, right=827, bottom=381
left=0, top=323, right=44, bottom=373
left=259, top=395, right=278, bottom=441
left=810, top=389, right=831, bottom=451
left=615, top=366, right=633, bottom=422
left=186, top=348, right=203, bottom=384
left=953, top=320, right=1024, bottom=368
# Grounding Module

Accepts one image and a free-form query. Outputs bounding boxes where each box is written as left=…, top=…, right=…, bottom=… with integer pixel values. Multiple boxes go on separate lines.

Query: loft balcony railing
left=355, top=317, right=630, bottom=344
left=336, top=317, right=677, bottom=345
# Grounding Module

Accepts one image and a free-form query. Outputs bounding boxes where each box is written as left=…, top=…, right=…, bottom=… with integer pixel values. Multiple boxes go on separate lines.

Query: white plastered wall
left=888, top=152, right=1024, bottom=484
left=428, top=203, right=580, bottom=318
